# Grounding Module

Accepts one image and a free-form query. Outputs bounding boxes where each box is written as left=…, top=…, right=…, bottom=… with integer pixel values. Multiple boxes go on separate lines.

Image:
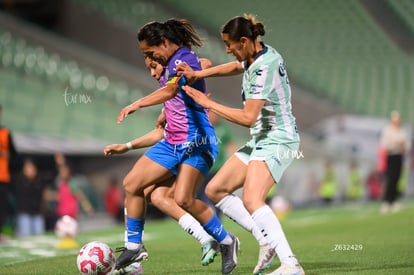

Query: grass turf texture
left=0, top=200, right=413, bottom=274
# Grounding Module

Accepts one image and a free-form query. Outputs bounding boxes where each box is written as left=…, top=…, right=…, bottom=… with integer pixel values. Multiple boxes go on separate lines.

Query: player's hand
left=117, top=102, right=140, bottom=124
left=182, top=85, right=212, bottom=109
left=104, top=144, right=128, bottom=156
left=155, top=110, right=166, bottom=129
left=176, top=62, right=197, bottom=84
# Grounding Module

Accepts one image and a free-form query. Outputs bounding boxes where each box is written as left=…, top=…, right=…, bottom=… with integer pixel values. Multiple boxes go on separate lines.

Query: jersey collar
left=244, top=42, right=268, bottom=69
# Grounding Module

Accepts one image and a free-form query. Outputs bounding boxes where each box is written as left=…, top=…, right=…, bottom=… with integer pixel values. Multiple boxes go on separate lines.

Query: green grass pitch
left=0, top=200, right=413, bottom=274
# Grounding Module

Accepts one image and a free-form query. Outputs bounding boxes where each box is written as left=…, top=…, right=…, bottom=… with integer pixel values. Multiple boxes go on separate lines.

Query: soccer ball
left=55, top=215, right=78, bottom=239
left=77, top=241, right=116, bottom=275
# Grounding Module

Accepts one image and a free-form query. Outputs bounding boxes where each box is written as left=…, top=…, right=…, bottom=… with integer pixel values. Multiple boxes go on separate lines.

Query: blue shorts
left=145, top=139, right=218, bottom=176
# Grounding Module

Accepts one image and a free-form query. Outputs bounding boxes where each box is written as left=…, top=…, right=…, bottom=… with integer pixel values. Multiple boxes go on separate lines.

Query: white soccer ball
left=77, top=241, right=116, bottom=275
left=55, top=215, right=78, bottom=239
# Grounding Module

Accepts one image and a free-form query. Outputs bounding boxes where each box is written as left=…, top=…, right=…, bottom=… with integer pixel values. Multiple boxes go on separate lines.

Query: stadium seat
left=74, top=0, right=413, bottom=122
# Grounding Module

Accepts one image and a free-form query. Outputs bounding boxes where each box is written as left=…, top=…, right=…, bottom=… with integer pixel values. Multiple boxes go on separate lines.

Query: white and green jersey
left=241, top=43, right=299, bottom=143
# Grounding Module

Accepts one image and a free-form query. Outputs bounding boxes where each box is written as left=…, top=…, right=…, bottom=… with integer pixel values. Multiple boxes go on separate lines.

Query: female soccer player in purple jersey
left=115, top=19, right=239, bottom=275
left=179, top=15, right=305, bottom=275
left=105, top=57, right=220, bottom=273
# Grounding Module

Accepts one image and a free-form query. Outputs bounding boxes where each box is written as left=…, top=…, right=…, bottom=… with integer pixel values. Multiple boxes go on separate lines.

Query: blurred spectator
left=319, top=159, right=337, bottom=205
left=379, top=111, right=409, bottom=213
left=366, top=169, right=383, bottom=200
left=104, top=176, right=123, bottom=223
left=0, top=104, right=17, bottom=242
left=377, top=146, right=387, bottom=176
left=53, top=153, right=94, bottom=219
left=13, top=158, right=49, bottom=237
left=345, top=160, right=364, bottom=201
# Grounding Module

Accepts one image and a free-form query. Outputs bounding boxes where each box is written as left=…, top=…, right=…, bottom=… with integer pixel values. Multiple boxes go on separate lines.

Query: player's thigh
left=243, top=160, right=275, bottom=212
left=124, top=155, right=173, bottom=191
left=206, top=155, right=247, bottom=202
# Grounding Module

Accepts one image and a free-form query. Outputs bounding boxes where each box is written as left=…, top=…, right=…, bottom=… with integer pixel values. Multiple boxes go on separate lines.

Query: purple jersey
left=162, top=47, right=216, bottom=145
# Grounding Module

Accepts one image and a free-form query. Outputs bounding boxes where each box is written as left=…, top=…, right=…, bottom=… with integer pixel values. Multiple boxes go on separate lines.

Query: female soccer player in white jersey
left=178, top=14, right=305, bottom=275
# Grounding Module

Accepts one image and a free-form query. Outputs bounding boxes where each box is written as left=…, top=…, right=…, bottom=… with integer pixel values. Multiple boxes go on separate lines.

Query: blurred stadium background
left=0, top=0, right=413, bottom=220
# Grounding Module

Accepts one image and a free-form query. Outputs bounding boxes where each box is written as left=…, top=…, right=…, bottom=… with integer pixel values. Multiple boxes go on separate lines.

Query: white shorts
left=234, top=137, right=300, bottom=183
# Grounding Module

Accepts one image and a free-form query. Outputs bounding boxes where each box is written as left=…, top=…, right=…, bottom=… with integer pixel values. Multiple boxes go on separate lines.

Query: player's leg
left=115, top=198, right=144, bottom=275
left=207, top=154, right=266, bottom=245
left=246, top=142, right=304, bottom=275
left=115, top=181, right=162, bottom=275
left=206, top=154, right=272, bottom=274
left=174, top=163, right=239, bottom=275
left=116, top=155, right=173, bottom=270
left=150, top=180, right=218, bottom=266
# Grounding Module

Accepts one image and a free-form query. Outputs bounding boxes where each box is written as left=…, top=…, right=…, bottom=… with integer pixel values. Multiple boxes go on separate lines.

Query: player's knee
left=122, top=178, right=134, bottom=195
left=242, top=196, right=257, bottom=214
left=175, top=196, right=192, bottom=211
left=205, top=185, right=221, bottom=204
left=150, top=191, right=165, bottom=209
left=122, top=175, right=142, bottom=195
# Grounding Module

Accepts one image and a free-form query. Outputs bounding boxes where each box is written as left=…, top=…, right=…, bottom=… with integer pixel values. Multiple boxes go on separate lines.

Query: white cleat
left=266, top=263, right=305, bottom=275
left=253, top=244, right=276, bottom=275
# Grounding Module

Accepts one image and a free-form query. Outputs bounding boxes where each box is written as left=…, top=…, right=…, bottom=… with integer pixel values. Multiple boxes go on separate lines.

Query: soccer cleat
left=220, top=235, right=240, bottom=274
left=266, top=263, right=305, bottom=275
left=115, top=244, right=148, bottom=270
left=201, top=240, right=220, bottom=266
left=112, top=262, right=144, bottom=275
left=253, top=244, right=276, bottom=275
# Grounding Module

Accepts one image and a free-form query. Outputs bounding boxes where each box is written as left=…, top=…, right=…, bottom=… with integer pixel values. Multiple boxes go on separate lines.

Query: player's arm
left=182, top=85, right=264, bottom=128
left=117, top=83, right=178, bottom=123
left=199, top=58, right=212, bottom=70
left=155, top=108, right=166, bottom=129
left=104, top=128, right=164, bottom=156
left=177, top=61, right=243, bottom=83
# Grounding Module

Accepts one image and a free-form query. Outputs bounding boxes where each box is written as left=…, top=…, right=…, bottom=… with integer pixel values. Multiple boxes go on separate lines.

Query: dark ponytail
left=137, top=18, right=202, bottom=49
left=222, top=14, right=265, bottom=42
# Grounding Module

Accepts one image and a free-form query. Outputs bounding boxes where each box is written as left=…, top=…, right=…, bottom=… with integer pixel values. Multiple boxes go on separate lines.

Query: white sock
left=216, top=194, right=267, bottom=246
left=252, top=205, right=298, bottom=266
left=178, top=213, right=213, bottom=244
left=124, top=230, right=128, bottom=246
left=220, top=235, right=233, bottom=245
left=124, top=207, right=128, bottom=247
left=126, top=242, right=139, bottom=250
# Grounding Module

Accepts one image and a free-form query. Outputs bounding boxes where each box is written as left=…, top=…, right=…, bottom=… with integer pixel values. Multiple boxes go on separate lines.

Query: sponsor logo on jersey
left=279, top=62, right=286, bottom=77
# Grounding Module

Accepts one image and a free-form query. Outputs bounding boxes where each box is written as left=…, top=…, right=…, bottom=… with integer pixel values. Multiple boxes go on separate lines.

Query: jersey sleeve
left=165, top=75, right=187, bottom=88
left=166, top=49, right=201, bottom=81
